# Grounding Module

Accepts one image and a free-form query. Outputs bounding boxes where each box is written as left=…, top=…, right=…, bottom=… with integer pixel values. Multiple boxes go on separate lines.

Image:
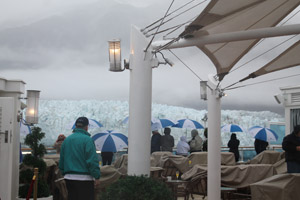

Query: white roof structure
left=240, top=40, right=300, bottom=82
left=179, top=0, right=300, bottom=81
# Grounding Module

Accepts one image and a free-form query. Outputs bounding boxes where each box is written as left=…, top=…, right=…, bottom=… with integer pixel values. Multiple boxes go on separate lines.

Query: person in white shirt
left=176, top=136, right=190, bottom=156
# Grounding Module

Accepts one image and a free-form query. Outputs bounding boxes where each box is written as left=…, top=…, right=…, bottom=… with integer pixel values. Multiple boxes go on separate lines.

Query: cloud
left=0, top=0, right=299, bottom=117
left=0, top=0, right=98, bottom=26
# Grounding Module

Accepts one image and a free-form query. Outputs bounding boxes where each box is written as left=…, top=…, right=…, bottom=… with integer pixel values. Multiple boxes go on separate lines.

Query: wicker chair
left=161, top=159, right=182, bottom=180
left=150, top=167, right=166, bottom=182
left=186, top=171, right=207, bottom=200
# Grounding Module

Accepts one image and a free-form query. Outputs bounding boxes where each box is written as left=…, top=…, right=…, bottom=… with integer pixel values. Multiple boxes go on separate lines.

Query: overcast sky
left=1, top=0, right=300, bottom=115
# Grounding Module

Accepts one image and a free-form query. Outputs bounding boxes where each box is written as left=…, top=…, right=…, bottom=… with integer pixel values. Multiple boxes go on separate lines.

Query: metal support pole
left=128, top=25, right=153, bottom=176
left=207, top=75, right=221, bottom=200
left=153, top=24, right=300, bottom=50
left=33, top=168, right=38, bottom=200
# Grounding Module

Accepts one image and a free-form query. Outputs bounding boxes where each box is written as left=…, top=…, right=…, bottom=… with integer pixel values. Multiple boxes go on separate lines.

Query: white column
left=207, top=75, right=221, bottom=200
left=128, top=25, right=153, bottom=176
left=284, top=107, right=290, bottom=136
left=0, top=78, right=25, bottom=200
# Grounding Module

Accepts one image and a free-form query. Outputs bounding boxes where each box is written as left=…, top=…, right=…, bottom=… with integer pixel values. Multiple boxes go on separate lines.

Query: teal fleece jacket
left=59, top=128, right=100, bottom=179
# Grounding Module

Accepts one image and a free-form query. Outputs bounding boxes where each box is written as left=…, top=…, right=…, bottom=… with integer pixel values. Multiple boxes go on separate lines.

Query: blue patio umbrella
left=173, top=119, right=204, bottom=129
left=248, top=126, right=278, bottom=142
left=68, top=118, right=103, bottom=129
left=151, top=118, right=176, bottom=129
left=122, top=116, right=129, bottom=124
left=221, top=124, right=244, bottom=133
left=92, top=130, right=128, bottom=152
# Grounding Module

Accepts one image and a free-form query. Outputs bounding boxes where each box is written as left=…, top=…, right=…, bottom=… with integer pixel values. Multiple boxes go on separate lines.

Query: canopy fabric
left=180, top=0, right=300, bottom=81
left=180, top=0, right=263, bottom=37
left=239, top=40, right=300, bottom=82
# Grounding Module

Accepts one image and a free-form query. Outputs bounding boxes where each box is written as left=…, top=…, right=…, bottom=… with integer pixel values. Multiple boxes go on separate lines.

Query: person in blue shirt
left=59, top=117, right=100, bottom=200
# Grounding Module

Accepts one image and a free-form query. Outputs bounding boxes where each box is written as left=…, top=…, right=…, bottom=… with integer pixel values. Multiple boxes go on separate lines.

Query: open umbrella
left=151, top=118, right=176, bottom=129
left=248, top=126, right=278, bottom=142
left=221, top=124, right=244, bottom=133
left=92, top=130, right=128, bottom=152
left=151, top=122, right=161, bottom=131
left=68, top=118, right=103, bottom=129
left=122, top=116, right=129, bottom=124
left=173, top=119, right=204, bottom=129
left=20, top=119, right=31, bottom=136
left=123, top=117, right=176, bottom=128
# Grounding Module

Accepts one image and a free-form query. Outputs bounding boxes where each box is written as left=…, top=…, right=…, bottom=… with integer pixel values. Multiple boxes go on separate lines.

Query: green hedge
left=19, top=127, right=50, bottom=198
left=100, top=175, right=172, bottom=200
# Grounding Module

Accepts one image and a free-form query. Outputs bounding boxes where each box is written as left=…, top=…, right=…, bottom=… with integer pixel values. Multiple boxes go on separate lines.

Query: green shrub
left=100, top=175, right=172, bottom=200
left=19, top=126, right=50, bottom=198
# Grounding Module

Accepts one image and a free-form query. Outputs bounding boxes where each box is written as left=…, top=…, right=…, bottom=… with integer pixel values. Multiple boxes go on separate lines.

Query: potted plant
left=19, top=126, right=52, bottom=199
left=100, top=175, right=173, bottom=200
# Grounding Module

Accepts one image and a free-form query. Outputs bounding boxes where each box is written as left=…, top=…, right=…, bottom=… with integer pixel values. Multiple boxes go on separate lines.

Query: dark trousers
left=287, top=161, right=300, bottom=173
left=101, top=152, right=113, bottom=165
left=65, top=179, right=94, bottom=200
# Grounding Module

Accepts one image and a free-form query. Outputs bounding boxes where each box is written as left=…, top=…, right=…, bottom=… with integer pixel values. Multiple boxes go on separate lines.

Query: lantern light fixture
left=25, top=90, right=40, bottom=125
left=108, top=39, right=128, bottom=72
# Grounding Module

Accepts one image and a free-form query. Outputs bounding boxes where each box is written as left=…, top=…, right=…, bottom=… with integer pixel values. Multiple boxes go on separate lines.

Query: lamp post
left=25, top=90, right=40, bottom=125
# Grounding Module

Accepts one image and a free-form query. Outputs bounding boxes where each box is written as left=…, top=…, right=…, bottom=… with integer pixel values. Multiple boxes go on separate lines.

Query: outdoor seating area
left=40, top=149, right=294, bottom=200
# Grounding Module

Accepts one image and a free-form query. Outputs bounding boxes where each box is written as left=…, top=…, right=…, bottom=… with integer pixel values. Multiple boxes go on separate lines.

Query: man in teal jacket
left=59, top=117, right=100, bottom=200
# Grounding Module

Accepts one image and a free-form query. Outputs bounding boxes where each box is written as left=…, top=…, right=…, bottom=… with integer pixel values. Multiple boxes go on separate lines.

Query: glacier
left=21, top=100, right=284, bottom=148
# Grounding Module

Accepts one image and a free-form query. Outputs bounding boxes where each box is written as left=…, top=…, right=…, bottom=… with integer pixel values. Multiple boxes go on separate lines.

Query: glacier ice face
left=22, top=100, right=284, bottom=147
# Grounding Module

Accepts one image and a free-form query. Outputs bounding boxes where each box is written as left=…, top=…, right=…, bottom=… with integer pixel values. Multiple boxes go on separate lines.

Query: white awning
left=180, top=0, right=300, bottom=81
left=240, top=40, right=300, bottom=82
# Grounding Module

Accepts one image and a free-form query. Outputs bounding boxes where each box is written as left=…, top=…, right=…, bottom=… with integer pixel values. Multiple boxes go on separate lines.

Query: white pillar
left=207, top=75, right=221, bottom=200
left=128, top=25, right=153, bottom=176
left=0, top=78, right=25, bottom=200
